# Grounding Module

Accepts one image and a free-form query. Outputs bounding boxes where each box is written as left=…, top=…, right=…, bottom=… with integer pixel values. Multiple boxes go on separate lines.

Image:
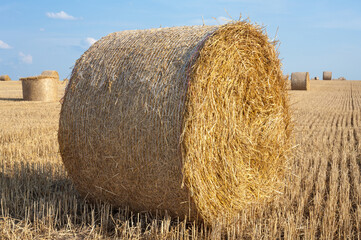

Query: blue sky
left=0, top=0, right=360, bottom=80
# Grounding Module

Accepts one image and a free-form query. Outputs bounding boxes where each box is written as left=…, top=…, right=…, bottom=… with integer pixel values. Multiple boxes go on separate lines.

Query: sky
left=0, top=0, right=360, bottom=80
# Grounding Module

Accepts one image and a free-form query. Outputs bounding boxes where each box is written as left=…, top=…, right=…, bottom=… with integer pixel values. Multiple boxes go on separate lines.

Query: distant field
left=0, top=80, right=360, bottom=239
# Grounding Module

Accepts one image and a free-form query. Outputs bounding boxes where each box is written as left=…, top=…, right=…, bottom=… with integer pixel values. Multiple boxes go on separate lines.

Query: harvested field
left=0, top=80, right=360, bottom=239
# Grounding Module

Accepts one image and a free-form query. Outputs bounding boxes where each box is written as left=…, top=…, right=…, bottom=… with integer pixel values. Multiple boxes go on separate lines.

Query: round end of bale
left=20, top=76, right=58, bottom=102
left=58, top=21, right=292, bottom=223
left=323, top=71, right=332, bottom=80
left=0, top=75, right=11, bottom=81
left=41, top=70, right=59, bottom=80
left=291, top=72, right=310, bottom=90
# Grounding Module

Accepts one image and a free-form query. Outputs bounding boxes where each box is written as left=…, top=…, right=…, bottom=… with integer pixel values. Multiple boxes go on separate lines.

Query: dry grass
left=323, top=71, right=332, bottom=80
left=1, top=80, right=361, bottom=239
left=291, top=72, right=310, bottom=90
left=41, top=71, right=59, bottom=80
left=0, top=75, right=11, bottom=81
left=59, top=21, right=290, bottom=224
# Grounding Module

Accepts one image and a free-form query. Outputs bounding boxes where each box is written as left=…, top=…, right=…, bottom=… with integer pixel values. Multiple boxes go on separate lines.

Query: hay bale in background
left=338, top=77, right=346, bottom=80
left=312, top=77, right=319, bottom=80
left=283, top=74, right=291, bottom=90
left=62, top=78, right=69, bottom=85
left=20, top=76, right=58, bottom=102
left=291, top=72, right=310, bottom=90
left=58, top=21, right=291, bottom=223
left=41, top=70, right=59, bottom=80
left=0, top=75, right=11, bottom=81
left=323, top=71, right=332, bottom=80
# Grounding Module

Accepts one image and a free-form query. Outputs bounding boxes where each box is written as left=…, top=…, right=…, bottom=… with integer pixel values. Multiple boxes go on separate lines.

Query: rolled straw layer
left=0, top=75, right=11, bottom=81
left=21, top=76, right=58, bottom=101
left=58, top=21, right=291, bottom=223
left=323, top=71, right=332, bottom=80
left=291, top=72, right=310, bottom=90
left=41, top=70, right=59, bottom=80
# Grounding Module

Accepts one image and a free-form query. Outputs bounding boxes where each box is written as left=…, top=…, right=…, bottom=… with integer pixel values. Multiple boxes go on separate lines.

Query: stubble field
left=0, top=80, right=360, bottom=239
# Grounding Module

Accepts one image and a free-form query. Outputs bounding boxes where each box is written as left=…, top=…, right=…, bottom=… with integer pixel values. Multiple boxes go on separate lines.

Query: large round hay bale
left=323, top=71, right=332, bottom=80
left=291, top=72, right=310, bottom=90
left=41, top=70, right=59, bottom=80
left=20, top=76, right=58, bottom=101
left=58, top=22, right=291, bottom=223
left=0, top=75, right=11, bottom=81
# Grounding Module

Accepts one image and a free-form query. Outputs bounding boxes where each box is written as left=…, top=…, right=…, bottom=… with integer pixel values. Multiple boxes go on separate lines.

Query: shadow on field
left=0, top=97, right=24, bottom=101
left=0, top=161, right=180, bottom=236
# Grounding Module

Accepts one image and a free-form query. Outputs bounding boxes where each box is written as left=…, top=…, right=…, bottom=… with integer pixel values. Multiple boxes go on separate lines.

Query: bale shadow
left=0, top=98, right=24, bottom=101
left=0, top=161, right=192, bottom=236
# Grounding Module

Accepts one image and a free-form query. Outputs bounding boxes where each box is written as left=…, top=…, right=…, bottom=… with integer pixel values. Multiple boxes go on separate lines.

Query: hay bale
left=338, top=77, right=346, bottom=80
left=0, top=75, right=11, bottom=81
left=62, top=78, right=69, bottom=85
left=58, top=21, right=291, bottom=223
left=41, top=70, right=59, bottom=80
left=323, top=71, right=332, bottom=80
left=291, top=72, right=310, bottom=90
left=20, top=76, right=58, bottom=101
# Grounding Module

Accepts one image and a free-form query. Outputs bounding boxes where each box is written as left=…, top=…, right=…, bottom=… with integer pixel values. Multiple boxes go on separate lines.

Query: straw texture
left=41, top=70, right=59, bottom=80
left=291, top=72, right=310, bottom=90
left=58, top=21, right=291, bottom=223
left=21, top=76, right=58, bottom=101
left=323, top=71, right=332, bottom=80
left=0, top=75, right=11, bottom=81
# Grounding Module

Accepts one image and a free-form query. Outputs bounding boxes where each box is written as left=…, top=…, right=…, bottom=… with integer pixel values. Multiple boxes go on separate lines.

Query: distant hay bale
left=338, top=77, right=346, bottom=81
left=20, top=76, right=58, bottom=102
left=41, top=70, right=59, bottom=80
left=283, top=74, right=289, bottom=81
left=62, top=78, right=69, bottom=85
left=323, top=71, right=332, bottom=80
left=312, top=77, right=319, bottom=80
left=58, top=21, right=291, bottom=223
left=291, top=72, right=310, bottom=90
left=0, top=75, right=11, bottom=81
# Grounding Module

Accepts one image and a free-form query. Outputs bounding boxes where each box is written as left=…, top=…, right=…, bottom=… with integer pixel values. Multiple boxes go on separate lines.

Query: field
left=0, top=80, right=360, bottom=239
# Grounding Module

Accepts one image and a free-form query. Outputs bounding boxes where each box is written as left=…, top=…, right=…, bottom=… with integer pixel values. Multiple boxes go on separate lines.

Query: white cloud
left=190, top=16, right=232, bottom=26
left=0, top=40, right=12, bottom=49
left=46, top=11, right=77, bottom=20
left=85, top=37, right=97, bottom=46
left=19, top=52, right=33, bottom=64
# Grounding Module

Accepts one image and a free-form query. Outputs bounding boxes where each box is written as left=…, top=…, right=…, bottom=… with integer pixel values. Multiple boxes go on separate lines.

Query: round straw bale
left=41, top=70, right=59, bottom=80
left=291, top=72, right=310, bottom=90
left=20, top=76, right=58, bottom=101
left=323, top=71, right=332, bottom=80
left=58, top=21, right=291, bottom=223
left=0, top=75, right=11, bottom=81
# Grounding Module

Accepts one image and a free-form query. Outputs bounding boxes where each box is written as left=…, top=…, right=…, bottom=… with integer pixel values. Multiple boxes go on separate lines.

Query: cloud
left=40, top=28, right=45, bottom=32
left=0, top=40, right=12, bottom=49
left=85, top=37, right=97, bottom=46
left=19, top=52, right=32, bottom=64
left=46, top=11, right=77, bottom=20
left=190, top=16, right=232, bottom=26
